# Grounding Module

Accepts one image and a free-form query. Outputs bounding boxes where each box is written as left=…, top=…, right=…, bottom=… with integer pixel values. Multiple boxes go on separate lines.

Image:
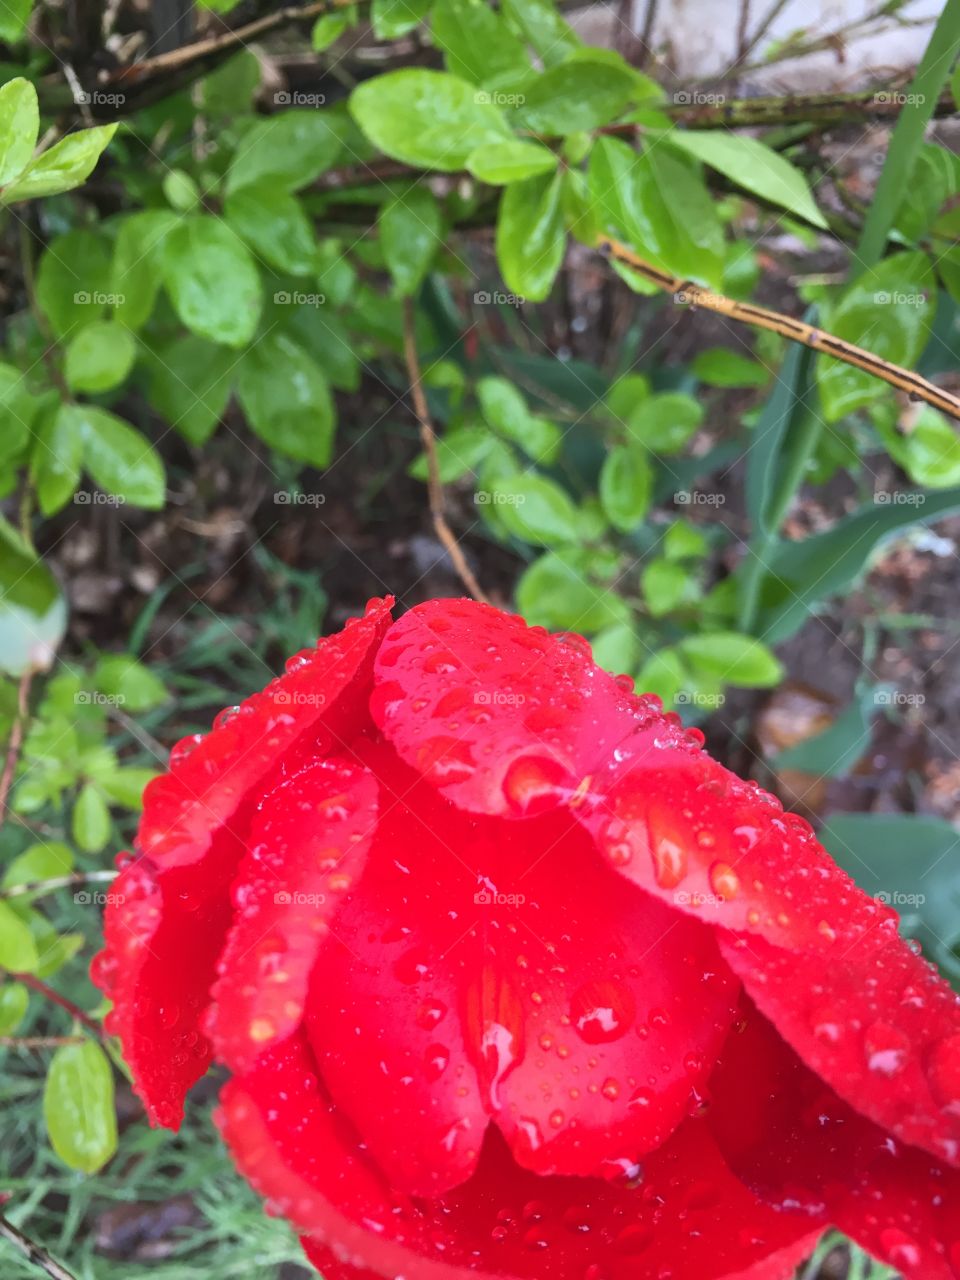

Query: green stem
left=855, top=0, right=960, bottom=271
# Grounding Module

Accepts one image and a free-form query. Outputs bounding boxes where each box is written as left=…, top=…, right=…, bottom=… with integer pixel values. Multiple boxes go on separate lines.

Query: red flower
left=93, top=597, right=960, bottom=1280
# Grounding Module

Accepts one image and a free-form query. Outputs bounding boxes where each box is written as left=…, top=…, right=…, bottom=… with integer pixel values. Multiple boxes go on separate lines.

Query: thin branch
left=0, top=671, right=33, bottom=826
left=0, top=1213, right=78, bottom=1280
left=10, top=973, right=104, bottom=1042
left=0, top=1036, right=85, bottom=1049
left=401, top=298, right=490, bottom=604
left=0, top=870, right=117, bottom=901
left=105, top=0, right=351, bottom=85
left=597, top=235, right=960, bottom=422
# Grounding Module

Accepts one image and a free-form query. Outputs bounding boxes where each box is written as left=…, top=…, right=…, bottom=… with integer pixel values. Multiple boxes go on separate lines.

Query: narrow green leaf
left=0, top=78, right=39, bottom=187
left=495, top=170, right=565, bottom=301
left=0, top=900, right=39, bottom=971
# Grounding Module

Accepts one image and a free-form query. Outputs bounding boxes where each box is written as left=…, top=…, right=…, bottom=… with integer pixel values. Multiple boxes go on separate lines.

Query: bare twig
left=0, top=870, right=117, bottom=901
left=401, top=298, right=490, bottom=604
left=0, top=1213, right=78, bottom=1280
left=597, top=235, right=960, bottom=422
left=0, top=1036, right=85, bottom=1049
left=105, top=0, right=353, bottom=84
left=0, top=671, right=33, bottom=826
left=10, top=973, right=104, bottom=1042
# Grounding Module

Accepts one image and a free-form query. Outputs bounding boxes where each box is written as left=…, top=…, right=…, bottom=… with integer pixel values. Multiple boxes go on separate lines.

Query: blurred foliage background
left=1, top=0, right=960, bottom=1275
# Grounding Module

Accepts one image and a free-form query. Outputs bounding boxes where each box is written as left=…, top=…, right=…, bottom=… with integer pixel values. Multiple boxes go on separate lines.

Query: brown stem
left=401, top=298, right=490, bottom=605
left=10, top=973, right=104, bottom=1041
left=0, top=1036, right=85, bottom=1049
left=597, top=234, right=960, bottom=422
left=0, top=671, right=33, bottom=827
left=0, top=1213, right=78, bottom=1280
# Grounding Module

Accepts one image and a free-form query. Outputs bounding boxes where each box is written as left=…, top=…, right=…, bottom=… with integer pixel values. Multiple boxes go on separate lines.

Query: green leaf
left=199, top=49, right=262, bottom=114
left=146, top=336, right=235, bottom=446
left=379, top=186, right=442, bottom=296
left=874, top=403, right=960, bottom=488
left=663, top=520, right=708, bottom=560
left=599, top=444, right=652, bottom=531
left=679, top=630, right=783, bottom=687
left=516, top=550, right=631, bottom=631
left=237, top=332, right=335, bottom=467
left=431, top=0, right=531, bottom=89
left=486, top=472, right=579, bottom=546
left=162, top=216, right=262, bottom=348
left=58, top=404, right=165, bottom=508
left=162, top=168, right=200, bottom=212
left=0, top=900, right=39, bottom=971
left=350, top=69, right=510, bottom=171
left=3, top=841, right=73, bottom=889
left=774, top=686, right=880, bottom=778
left=636, top=647, right=689, bottom=706
left=495, top=170, right=565, bottom=302
left=96, top=767, right=158, bottom=809
left=476, top=376, right=561, bottom=462
left=225, top=183, right=317, bottom=275
left=625, top=391, right=704, bottom=454
left=603, top=372, right=651, bottom=422
left=30, top=402, right=84, bottom=516
left=372, top=0, right=430, bottom=38
left=590, top=621, right=641, bottom=674
left=820, top=813, right=960, bottom=969
left=0, top=0, right=32, bottom=42
left=409, top=425, right=493, bottom=482
left=95, top=654, right=167, bottom=711
left=0, top=518, right=65, bottom=675
left=312, top=11, right=352, bottom=48
left=1, top=123, right=116, bottom=203
left=666, top=130, right=827, bottom=229
left=0, top=78, right=39, bottom=187
left=641, top=558, right=695, bottom=617
left=226, top=110, right=342, bottom=193
left=589, top=136, right=724, bottom=289
left=817, top=251, right=935, bottom=421
left=466, top=139, right=557, bottom=184
left=501, top=0, right=580, bottom=66
left=111, top=210, right=178, bottom=330
left=44, top=1041, right=117, bottom=1174
left=513, top=58, right=636, bottom=135
left=72, top=783, right=111, bottom=854
left=693, top=347, right=769, bottom=388
left=64, top=321, right=136, bottom=393
left=36, top=229, right=112, bottom=339
left=0, top=982, right=29, bottom=1034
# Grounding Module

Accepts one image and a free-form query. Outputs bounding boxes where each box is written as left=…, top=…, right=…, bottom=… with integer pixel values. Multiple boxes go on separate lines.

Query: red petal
left=307, top=739, right=739, bottom=1189
left=207, top=755, right=378, bottom=1075
left=572, top=724, right=960, bottom=1167
left=219, top=1034, right=821, bottom=1280
left=710, top=1008, right=960, bottom=1279
left=91, top=598, right=392, bottom=1127
left=304, top=744, right=488, bottom=1197
left=370, top=599, right=654, bottom=816
left=719, top=929, right=960, bottom=1169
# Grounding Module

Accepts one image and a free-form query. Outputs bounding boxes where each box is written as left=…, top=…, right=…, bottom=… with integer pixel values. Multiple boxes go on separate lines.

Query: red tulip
left=93, top=597, right=960, bottom=1279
